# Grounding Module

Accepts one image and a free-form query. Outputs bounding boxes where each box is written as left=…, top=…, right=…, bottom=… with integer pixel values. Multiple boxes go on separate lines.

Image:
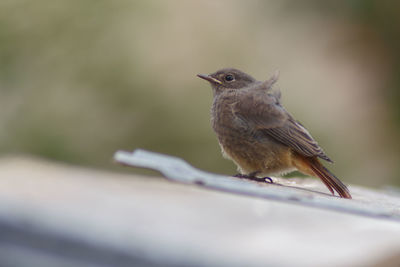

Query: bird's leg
left=234, top=171, right=273, bottom=184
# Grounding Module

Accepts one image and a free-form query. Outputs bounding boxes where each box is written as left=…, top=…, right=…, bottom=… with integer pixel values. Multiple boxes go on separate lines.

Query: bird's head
left=197, top=68, right=256, bottom=95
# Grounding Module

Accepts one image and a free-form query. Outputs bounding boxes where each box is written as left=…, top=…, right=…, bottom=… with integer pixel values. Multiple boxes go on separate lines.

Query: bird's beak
left=197, top=74, right=222, bottom=84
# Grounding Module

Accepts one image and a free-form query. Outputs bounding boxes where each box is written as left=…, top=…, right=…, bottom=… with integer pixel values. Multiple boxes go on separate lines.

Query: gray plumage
left=198, top=68, right=351, bottom=199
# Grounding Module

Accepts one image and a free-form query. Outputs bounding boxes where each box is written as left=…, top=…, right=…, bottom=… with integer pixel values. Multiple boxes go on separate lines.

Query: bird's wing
left=232, top=89, right=332, bottom=162
left=265, top=116, right=332, bottom=162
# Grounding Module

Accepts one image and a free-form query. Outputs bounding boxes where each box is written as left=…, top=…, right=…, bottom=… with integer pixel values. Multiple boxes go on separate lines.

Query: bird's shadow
left=231, top=176, right=338, bottom=198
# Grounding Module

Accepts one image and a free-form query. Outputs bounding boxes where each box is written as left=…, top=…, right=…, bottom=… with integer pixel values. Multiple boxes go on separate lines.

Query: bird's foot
left=234, top=173, right=273, bottom=184
left=262, top=176, right=274, bottom=183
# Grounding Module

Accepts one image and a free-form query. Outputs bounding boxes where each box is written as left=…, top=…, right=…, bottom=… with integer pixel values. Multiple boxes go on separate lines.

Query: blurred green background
left=0, top=0, right=399, bottom=187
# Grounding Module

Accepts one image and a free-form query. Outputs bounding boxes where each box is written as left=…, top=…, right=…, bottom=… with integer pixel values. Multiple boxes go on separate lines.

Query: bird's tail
left=308, top=158, right=352, bottom=199
left=294, top=156, right=352, bottom=199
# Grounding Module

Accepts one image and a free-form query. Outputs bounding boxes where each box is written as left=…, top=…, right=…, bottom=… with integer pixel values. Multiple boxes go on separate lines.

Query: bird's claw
left=234, top=173, right=273, bottom=184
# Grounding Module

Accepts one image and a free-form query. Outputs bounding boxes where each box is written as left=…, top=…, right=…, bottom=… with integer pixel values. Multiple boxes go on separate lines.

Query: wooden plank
left=0, top=155, right=399, bottom=266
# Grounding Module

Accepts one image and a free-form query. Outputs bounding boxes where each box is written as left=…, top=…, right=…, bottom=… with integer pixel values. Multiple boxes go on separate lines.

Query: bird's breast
left=211, top=94, right=255, bottom=159
left=211, top=94, right=245, bottom=134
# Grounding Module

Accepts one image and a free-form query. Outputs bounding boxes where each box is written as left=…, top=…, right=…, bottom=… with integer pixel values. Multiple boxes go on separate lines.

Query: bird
left=197, top=68, right=352, bottom=199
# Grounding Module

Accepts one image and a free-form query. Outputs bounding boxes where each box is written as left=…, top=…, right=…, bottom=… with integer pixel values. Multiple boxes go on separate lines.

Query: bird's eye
left=224, top=74, right=234, bottom=82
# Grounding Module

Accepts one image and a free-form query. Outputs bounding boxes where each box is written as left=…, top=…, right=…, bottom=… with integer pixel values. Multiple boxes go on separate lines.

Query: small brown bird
left=197, top=68, right=351, bottom=199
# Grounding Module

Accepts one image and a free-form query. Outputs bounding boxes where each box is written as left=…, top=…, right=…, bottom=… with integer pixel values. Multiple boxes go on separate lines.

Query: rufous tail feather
left=308, top=158, right=352, bottom=199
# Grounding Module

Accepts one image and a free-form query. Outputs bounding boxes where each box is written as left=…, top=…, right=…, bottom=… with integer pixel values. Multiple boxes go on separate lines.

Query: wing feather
left=232, top=88, right=332, bottom=162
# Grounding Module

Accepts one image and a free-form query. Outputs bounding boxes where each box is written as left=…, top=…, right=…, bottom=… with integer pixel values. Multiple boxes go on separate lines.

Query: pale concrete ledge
left=0, top=150, right=399, bottom=267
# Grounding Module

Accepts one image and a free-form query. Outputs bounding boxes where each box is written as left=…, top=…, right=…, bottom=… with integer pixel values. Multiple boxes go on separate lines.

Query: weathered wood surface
left=115, top=150, right=400, bottom=222
left=0, top=152, right=399, bottom=267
